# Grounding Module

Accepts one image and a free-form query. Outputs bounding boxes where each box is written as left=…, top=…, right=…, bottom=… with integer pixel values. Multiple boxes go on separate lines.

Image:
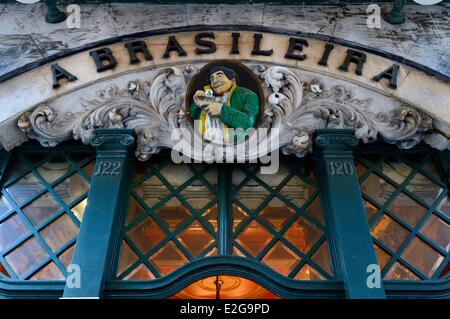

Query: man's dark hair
left=207, top=66, right=238, bottom=83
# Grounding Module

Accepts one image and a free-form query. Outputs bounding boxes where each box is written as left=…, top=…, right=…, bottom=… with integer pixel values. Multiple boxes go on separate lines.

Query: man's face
left=209, top=70, right=234, bottom=95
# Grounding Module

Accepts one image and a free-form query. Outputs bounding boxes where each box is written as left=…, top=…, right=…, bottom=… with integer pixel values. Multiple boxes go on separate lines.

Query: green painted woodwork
left=314, top=129, right=385, bottom=298
left=63, top=129, right=135, bottom=298
left=0, top=132, right=449, bottom=298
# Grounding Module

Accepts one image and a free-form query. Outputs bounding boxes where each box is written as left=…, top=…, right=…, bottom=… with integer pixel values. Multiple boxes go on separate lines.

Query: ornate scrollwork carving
left=17, top=63, right=435, bottom=161
left=255, top=65, right=432, bottom=156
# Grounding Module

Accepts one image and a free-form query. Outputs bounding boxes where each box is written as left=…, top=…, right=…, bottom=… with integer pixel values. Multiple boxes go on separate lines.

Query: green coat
left=189, top=86, right=260, bottom=138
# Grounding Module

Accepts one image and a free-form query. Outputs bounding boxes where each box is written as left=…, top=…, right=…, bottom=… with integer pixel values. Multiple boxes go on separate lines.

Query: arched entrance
left=170, top=276, right=279, bottom=299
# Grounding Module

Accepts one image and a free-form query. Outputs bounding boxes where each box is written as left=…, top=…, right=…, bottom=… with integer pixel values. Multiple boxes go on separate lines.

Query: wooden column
left=63, top=129, right=134, bottom=298
left=314, top=129, right=385, bottom=298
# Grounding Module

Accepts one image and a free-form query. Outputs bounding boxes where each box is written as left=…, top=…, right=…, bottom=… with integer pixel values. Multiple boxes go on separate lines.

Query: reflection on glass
left=6, top=173, right=43, bottom=205
left=420, top=214, right=450, bottom=252
left=0, top=214, right=29, bottom=252
left=5, top=237, right=48, bottom=277
left=436, top=196, right=450, bottom=218
left=371, top=215, right=409, bottom=252
left=134, top=175, right=169, bottom=208
left=149, top=241, right=188, bottom=275
left=124, top=264, right=155, bottom=280
left=364, top=200, right=378, bottom=222
left=294, top=264, right=325, bottom=280
left=71, top=199, right=87, bottom=222
left=153, top=197, right=191, bottom=232
left=181, top=181, right=215, bottom=210
left=305, top=196, right=324, bottom=226
left=235, top=220, right=273, bottom=257
left=30, top=262, right=64, bottom=280
left=284, top=216, right=322, bottom=255
left=262, top=241, right=300, bottom=276
left=385, top=262, right=419, bottom=280
left=374, top=244, right=391, bottom=270
left=235, top=181, right=270, bottom=211
left=279, top=176, right=315, bottom=209
left=127, top=216, right=165, bottom=254
left=22, top=192, right=61, bottom=226
left=380, top=158, right=412, bottom=184
left=58, top=244, right=75, bottom=269
left=406, top=173, right=444, bottom=206
left=401, top=237, right=444, bottom=278
left=233, top=204, right=248, bottom=232
left=177, top=220, right=214, bottom=257
left=37, top=160, right=70, bottom=184
left=159, top=164, right=194, bottom=187
left=53, top=173, right=88, bottom=205
left=117, top=241, right=138, bottom=276
left=388, top=193, right=427, bottom=227
left=361, top=174, right=395, bottom=205
left=259, top=197, right=295, bottom=232
left=311, top=241, right=332, bottom=275
left=39, top=214, right=78, bottom=252
left=0, top=195, right=12, bottom=218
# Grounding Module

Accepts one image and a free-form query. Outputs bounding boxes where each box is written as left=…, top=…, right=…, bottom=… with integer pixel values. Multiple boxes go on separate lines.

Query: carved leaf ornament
left=17, top=64, right=433, bottom=161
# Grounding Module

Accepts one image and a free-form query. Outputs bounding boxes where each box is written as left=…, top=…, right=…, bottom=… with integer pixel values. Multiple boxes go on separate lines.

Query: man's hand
left=205, top=102, right=223, bottom=116
left=193, top=90, right=205, bottom=106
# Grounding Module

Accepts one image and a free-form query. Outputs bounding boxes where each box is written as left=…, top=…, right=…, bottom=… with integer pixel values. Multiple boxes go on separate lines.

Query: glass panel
left=380, top=158, right=412, bottom=184
left=311, top=241, right=332, bottom=276
left=37, top=159, right=70, bottom=184
left=294, top=264, right=325, bottom=280
left=180, top=181, right=215, bottom=210
left=58, top=244, right=75, bottom=269
left=153, top=197, right=191, bottom=232
left=305, top=196, right=324, bottom=226
left=6, top=173, right=43, bottom=205
left=5, top=237, right=48, bottom=277
left=371, top=215, right=409, bottom=252
left=82, top=161, right=95, bottom=180
left=232, top=204, right=248, bottom=232
left=420, top=214, right=450, bottom=252
left=22, top=192, right=61, bottom=226
left=261, top=241, right=300, bottom=276
left=388, top=193, right=427, bottom=227
left=385, top=262, right=419, bottom=280
left=39, top=214, right=78, bottom=252
left=235, top=181, right=270, bottom=211
left=374, top=244, right=391, bottom=270
left=124, top=264, right=156, bottom=280
left=0, top=194, right=12, bottom=218
left=159, top=164, right=193, bottom=187
left=117, top=241, right=138, bottom=276
left=53, top=173, right=88, bottom=205
left=255, top=165, right=290, bottom=188
left=279, top=176, right=315, bottom=209
left=259, top=197, right=295, bottom=232
left=235, top=220, right=273, bottom=257
left=125, top=196, right=146, bottom=226
left=0, top=262, right=9, bottom=277
left=284, top=216, right=322, bottom=255
left=149, top=241, right=188, bottom=275
left=422, top=161, right=440, bottom=180
left=134, top=175, right=169, bottom=208
left=436, top=196, right=450, bottom=218
left=127, top=216, right=165, bottom=255
left=405, top=173, right=444, bottom=206
left=401, top=237, right=444, bottom=278
left=364, top=200, right=378, bottom=222
left=361, top=174, right=396, bottom=205
left=177, top=220, right=214, bottom=257
left=71, top=198, right=87, bottom=222
left=203, top=205, right=218, bottom=233
left=29, top=262, right=64, bottom=280
left=0, top=213, right=29, bottom=252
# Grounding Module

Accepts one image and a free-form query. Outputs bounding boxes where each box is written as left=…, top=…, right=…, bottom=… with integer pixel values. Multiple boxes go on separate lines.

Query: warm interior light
left=171, top=276, right=279, bottom=299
